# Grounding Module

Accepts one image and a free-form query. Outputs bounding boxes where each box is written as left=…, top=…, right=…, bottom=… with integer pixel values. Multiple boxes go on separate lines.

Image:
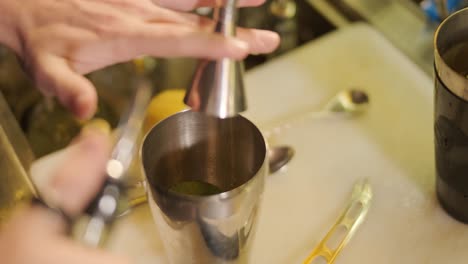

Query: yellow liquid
left=169, top=181, right=222, bottom=196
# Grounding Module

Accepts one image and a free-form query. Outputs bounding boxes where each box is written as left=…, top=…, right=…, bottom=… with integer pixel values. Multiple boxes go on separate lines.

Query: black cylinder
left=434, top=7, right=468, bottom=223
left=435, top=72, right=468, bottom=223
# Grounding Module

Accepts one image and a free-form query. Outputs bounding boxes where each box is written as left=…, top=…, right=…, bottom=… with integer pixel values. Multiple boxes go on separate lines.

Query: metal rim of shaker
left=139, top=110, right=268, bottom=201
left=434, top=7, right=468, bottom=101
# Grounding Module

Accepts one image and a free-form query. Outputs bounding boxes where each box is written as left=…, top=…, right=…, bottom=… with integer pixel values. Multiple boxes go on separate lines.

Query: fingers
left=153, top=0, right=266, bottom=11
left=145, top=12, right=280, bottom=55
left=2, top=126, right=123, bottom=264
left=36, top=54, right=97, bottom=120
left=51, top=127, right=111, bottom=216
left=72, top=26, right=273, bottom=76
left=114, top=23, right=278, bottom=60
left=46, top=239, right=131, bottom=264
left=142, top=24, right=251, bottom=59
left=23, top=0, right=278, bottom=119
left=0, top=207, right=130, bottom=264
left=75, top=24, right=249, bottom=66
left=117, top=3, right=280, bottom=56
left=31, top=126, right=111, bottom=217
left=86, top=0, right=177, bottom=22
left=0, top=207, right=66, bottom=263
left=129, top=20, right=279, bottom=58
left=236, top=28, right=280, bottom=54
left=4, top=205, right=68, bottom=238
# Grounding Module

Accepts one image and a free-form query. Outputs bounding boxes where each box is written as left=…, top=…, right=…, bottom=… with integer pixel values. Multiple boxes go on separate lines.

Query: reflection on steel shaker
left=142, top=111, right=267, bottom=264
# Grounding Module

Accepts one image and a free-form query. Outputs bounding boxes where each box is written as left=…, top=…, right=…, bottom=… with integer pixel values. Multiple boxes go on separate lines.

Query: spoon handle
left=302, top=178, right=372, bottom=264
left=261, top=111, right=330, bottom=138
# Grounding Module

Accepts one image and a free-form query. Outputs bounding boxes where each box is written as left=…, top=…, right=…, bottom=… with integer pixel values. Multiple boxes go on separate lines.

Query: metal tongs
left=77, top=59, right=152, bottom=247
left=302, top=179, right=372, bottom=264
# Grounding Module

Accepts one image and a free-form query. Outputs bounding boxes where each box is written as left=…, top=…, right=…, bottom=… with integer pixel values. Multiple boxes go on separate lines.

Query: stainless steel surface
left=303, top=179, right=372, bottom=264
left=79, top=77, right=152, bottom=247
left=434, top=7, right=468, bottom=101
left=141, top=110, right=267, bottom=264
left=268, top=145, right=295, bottom=174
left=185, top=0, right=247, bottom=118
left=108, top=84, right=151, bottom=180
left=0, top=92, right=36, bottom=225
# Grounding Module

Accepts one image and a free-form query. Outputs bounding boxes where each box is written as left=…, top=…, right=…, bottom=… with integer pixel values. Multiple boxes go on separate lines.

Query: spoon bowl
left=268, top=146, right=295, bottom=174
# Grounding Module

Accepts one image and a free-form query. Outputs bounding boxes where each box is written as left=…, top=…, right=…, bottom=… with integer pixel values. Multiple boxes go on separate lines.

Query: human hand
left=2, top=0, right=279, bottom=120
left=0, top=123, right=128, bottom=264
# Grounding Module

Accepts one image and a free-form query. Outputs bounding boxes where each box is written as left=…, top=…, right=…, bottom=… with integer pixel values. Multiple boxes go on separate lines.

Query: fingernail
left=81, top=118, right=111, bottom=136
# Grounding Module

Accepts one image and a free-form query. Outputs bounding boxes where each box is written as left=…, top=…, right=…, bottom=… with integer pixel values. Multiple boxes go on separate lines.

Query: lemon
left=81, top=118, right=111, bottom=135
left=144, top=89, right=187, bottom=133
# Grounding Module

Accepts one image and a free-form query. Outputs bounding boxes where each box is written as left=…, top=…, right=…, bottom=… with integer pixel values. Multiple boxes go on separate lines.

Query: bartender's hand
left=0, top=0, right=279, bottom=120
left=0, top=125, right=129, bottom=264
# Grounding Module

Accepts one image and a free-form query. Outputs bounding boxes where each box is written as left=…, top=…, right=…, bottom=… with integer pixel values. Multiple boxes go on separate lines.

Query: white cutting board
left=107, top=23, right=468, bottom=263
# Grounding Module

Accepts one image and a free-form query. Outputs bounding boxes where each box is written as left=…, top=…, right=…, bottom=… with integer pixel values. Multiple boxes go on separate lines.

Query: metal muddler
left=184, top=0, right=247, bottom=118
left=77, top=59, right=152, bottom=247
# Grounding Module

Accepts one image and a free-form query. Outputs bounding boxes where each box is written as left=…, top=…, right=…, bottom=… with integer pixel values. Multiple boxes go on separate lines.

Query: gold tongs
left=303, top=179, right=372, bottom=264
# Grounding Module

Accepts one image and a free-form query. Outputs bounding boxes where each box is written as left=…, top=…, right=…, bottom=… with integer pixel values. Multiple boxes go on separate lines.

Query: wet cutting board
left=107, top=23, right=468, bottom=263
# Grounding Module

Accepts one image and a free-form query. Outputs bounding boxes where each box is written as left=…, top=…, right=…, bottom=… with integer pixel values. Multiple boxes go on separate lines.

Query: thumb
left=30, top=120, right=112, bottom=217
left=0, top=206, right=130, bottom=264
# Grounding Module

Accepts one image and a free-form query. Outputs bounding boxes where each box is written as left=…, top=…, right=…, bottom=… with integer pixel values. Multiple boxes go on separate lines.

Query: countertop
left=104, top=23, right=466, bottom=263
